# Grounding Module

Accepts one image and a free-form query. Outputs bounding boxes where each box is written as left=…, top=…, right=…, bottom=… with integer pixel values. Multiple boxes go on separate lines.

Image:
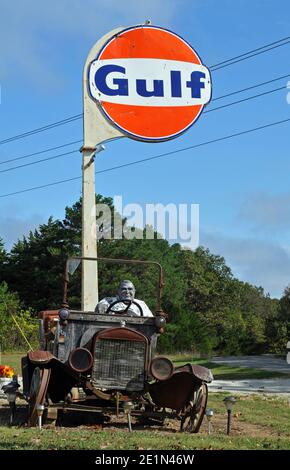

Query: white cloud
left=201, top=230, right=290, bottom=298
left=0, top=0, right=182, bottom=88
left=238, top=192, right=290, bottom=233
left=0, top=213, right=44, bottom=250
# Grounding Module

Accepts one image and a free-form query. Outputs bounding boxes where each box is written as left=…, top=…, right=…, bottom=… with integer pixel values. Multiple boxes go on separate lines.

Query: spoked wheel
left=180, top=383, right=208, bottom=433
left=28, top=367, right=51, bottom=427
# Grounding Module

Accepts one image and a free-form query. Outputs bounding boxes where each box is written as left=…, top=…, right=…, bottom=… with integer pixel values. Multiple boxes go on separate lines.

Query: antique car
left=21, top=256, right=213, bottom=431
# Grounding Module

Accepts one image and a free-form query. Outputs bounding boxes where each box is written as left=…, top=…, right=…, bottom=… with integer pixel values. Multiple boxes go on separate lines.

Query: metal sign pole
left=81, top=146, right=98, bottom=311
left=82, top=28, right=124, bottom=311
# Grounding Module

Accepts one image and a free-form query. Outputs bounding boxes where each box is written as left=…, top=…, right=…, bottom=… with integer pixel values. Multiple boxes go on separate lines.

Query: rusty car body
left=21, top=257, right=213, bottom=431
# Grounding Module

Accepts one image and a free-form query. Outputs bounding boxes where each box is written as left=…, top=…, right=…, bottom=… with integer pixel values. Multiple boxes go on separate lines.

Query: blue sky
left=0, top=0, right=290, bottom=298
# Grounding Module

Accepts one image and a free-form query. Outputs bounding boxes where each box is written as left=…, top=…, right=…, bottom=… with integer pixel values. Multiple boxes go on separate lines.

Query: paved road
left=209, top=378, right=290, bottom=394
left=209, top=355, right=290, bottom=395
left=211, top=354, right=290, bottom=374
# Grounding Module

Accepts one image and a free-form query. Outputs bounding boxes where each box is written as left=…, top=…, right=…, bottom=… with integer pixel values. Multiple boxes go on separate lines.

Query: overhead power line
left=0, top=140, right=82, bottom=166
left=211, top=40, right=290, bottom=71
left=0, top=114, right=82, bottom=146
left=205, top=85, right=285, bottom=114
left=0, top=149, right=79, bottom=174
left=0, top=36, right=289, bottom=147
left=212, top=72, right=290, bottom=101
left=1, top=72, right=289, bottom=169
left=210, top=36, right=290, bottom=69
left=0, top=84, right=287, bottom=175
left=0, top=117, right=289, bottom=199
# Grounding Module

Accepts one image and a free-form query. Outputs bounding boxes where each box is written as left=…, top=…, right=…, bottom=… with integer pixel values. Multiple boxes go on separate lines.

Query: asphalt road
left=209, top=355, right=290, bottom=395
left=211, top=355, right=290, bottom=374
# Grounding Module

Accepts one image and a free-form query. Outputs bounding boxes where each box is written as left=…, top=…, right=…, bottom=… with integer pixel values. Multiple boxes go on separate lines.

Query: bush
left=0, top=282, right=38, bottom=352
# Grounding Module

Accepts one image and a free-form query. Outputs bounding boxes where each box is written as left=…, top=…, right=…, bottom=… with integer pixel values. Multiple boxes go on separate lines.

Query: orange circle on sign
left=93, top=25, right=208, bottom=142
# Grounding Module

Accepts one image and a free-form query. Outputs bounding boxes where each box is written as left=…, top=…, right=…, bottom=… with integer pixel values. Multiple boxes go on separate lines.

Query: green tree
left=0, top=238, right=8, bottom=281
left=266, top=285, right=290, bottom=352
left=1, top=196, right=281, bottom=356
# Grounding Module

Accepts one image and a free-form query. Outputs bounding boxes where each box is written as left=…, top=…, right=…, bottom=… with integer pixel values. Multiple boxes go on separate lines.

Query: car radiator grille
left=92, top=338, right=146, bottom=391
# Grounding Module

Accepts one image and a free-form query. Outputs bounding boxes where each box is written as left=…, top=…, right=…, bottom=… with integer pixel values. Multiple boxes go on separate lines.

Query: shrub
left=0, top=282, right=38, bottom=351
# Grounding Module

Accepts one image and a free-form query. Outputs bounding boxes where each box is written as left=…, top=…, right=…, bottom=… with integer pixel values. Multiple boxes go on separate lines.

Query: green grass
left=1, top=394, right=290, bottom=449
left=170, top=355, right=290, bottom=380
left=0, top=352, right=25, bottom=375
left=207, top=392, right=290, bottom=436
left=0, top=427, right=289, bottom=450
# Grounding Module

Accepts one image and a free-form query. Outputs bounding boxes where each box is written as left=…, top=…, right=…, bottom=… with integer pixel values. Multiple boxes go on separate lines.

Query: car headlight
left=150, top=356, right=173, bottom=381
left=155, top=315, right=166, bottom=328
left=68, top=348, right=93, bottom=373
left=58, top=308, right=70, bottom=321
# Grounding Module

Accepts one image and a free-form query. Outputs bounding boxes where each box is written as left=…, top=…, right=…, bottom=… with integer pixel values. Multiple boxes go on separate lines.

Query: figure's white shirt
left=95, top=297, right=153, bottom=317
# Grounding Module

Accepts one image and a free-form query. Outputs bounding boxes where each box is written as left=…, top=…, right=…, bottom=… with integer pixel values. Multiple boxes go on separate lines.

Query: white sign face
left=89, top=58, right=211, bottom=107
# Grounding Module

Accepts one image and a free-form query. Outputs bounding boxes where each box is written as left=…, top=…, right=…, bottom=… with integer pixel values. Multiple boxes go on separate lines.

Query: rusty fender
left=148, top=363, right=213, bottom=412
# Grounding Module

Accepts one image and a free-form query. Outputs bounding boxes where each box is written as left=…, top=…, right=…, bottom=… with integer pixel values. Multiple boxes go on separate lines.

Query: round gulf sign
left=88, top=25, right=212, bottom=142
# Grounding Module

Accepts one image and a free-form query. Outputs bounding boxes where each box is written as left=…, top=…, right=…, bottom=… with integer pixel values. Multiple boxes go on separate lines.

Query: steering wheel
left=106, top=299, right=144, bottom=316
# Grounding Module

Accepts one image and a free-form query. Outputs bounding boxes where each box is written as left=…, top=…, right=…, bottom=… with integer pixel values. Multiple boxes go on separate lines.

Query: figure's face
left=118, top=281, right=135, bottom=301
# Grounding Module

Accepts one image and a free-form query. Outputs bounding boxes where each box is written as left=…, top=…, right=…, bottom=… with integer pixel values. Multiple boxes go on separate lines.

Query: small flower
left=0, top=365, right=14, bottom=378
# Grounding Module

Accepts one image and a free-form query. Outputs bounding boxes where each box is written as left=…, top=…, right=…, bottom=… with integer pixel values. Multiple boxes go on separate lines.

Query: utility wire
left=0, top=36, right=289, bottom=147
left=212, top=41, right=290, bottom=71
left=205, top=85, right=285, bottom=114
left=1, top=73, right=289, bottom=168
left=0, top=114, right=82, bottom=146
left=0, top=84, right=287, bottom=175
left=210, top=36, right=290, bottom=68
left=212, top=72, right=290, bottom=101
left=0, top=140, right=82, bottom=166
left=0, top=149, right=79, bottom=174
left=0, top=117, right=289, bottom=198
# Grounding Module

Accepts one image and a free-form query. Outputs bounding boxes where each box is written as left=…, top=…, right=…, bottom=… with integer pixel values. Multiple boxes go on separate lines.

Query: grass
left=0, top=428, right=289, bottom=451
left=1, top=393, right=290, bottom=450
left=207, top=392, right=290, bottom=436
left=0, top=352, right=25, bottom=375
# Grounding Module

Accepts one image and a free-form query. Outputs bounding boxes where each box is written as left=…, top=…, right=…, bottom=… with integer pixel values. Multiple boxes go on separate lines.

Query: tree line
left=0, top=195, right=289, bottom=355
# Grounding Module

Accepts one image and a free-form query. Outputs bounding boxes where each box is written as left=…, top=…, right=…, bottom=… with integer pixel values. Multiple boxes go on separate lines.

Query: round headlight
left=150, top=356, right=173, bottom=381
left=68, top=348, right=93, bottom=373
left=59, top=308, right=70, bottom=321
left=155, top=315, right=166, bottom=328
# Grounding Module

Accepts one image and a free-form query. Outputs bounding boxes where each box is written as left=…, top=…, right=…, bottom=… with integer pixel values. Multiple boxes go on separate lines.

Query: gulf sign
left=89, top=25, right=212, bottom=142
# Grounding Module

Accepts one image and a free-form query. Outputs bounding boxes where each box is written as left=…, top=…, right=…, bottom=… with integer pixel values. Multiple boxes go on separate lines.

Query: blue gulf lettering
left=95, top=65, right=128, bottom=96
left=170, top=71, right=182, bottom=97
left=186, top=71, right=205, bottom=98
left=136, top=79, right=164, bottom=97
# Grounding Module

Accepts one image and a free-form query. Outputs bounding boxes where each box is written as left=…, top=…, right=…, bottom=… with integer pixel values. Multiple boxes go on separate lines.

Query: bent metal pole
left=82, top=27, right=124, bottom=311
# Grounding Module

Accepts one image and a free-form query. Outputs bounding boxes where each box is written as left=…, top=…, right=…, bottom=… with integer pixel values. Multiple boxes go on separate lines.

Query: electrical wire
left=0, top=114, right=82, bottom=146
left=0, top=149, right=79, bottom=174
left=0, top=84, right=287, bottom=175
left=205, top=85, right=285, bottom=114
left=2, top=71, right=289, bottom=168
left=212, top=72, right=290, bottom=101
left=210, top=37, right=290, bottom=70
left=0, top=36, right=289, bottom=146
left=0, top=117, right=289, bottom=198
left=0, top=140, right=82, bottom=166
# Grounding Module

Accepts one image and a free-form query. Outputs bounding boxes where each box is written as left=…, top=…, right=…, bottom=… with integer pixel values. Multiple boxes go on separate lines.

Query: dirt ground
left=0, top=398, right=275, bottom=438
